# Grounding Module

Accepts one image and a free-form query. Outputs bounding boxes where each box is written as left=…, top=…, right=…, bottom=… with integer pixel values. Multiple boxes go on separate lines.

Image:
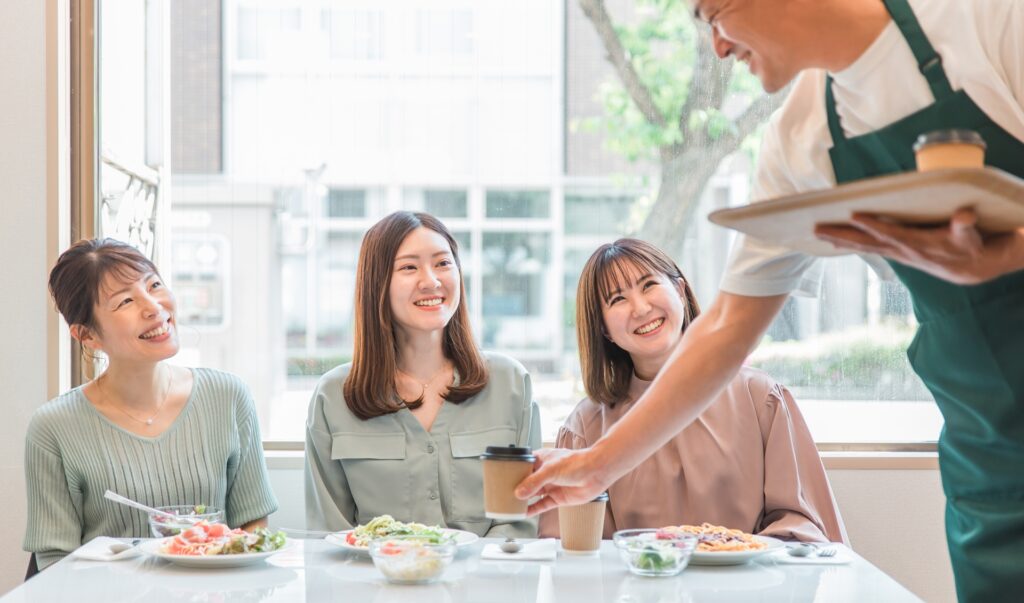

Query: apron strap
left=825, top=0, right=954, bottom=144
left=882, top=0, right=953, bottom=100
left=824, top=76, right=846, bottom=144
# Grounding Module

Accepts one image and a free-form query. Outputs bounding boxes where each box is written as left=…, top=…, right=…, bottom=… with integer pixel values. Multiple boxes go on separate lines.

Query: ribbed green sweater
left=23, top=368, right=278, bottom=569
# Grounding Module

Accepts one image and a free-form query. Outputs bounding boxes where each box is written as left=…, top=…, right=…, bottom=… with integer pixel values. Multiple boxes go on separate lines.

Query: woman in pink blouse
left=540, top=239, right=847, bottom=543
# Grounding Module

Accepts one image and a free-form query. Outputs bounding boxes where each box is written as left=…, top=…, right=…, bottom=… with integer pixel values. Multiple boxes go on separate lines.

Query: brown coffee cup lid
left=481, top=444, right=535, bottom=462
left=913, top=129, right=986, bottom=152
left=592, top=492, right=609, bottom=502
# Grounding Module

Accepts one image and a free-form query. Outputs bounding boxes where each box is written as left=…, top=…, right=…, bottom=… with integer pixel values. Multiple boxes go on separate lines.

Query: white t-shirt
left=719, top=0, right=1024, bottom=297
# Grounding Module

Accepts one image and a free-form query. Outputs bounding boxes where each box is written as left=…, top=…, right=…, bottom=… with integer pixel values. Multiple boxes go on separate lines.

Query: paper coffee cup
left=558, top=492, right=608, bottom=554
left=913, top=129, right=986, bottom=172
left=480, top=445, right=536, bottom=520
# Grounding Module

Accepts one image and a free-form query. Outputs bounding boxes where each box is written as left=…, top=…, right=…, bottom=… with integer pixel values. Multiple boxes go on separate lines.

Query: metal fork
left=815, top=546, right=837, bottom=558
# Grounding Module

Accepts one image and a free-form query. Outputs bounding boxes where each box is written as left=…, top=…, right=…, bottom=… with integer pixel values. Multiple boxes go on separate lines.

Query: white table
left=3, top=539, right=922, bottom=602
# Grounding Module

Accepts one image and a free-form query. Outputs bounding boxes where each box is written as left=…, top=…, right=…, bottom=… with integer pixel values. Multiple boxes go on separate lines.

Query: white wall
left=263, top=459, right=955, bottom=603
left=827, top=468, right=954, bottom=603
left=0, top=0, right=53, bottom=593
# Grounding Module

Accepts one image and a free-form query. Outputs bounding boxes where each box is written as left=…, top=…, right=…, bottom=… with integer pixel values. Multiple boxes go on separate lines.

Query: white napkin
left=70, top=537, right=144, bottom=562
left=769, top=544, right=852, bottom=565
left=481, top=539, right=557, bottom=561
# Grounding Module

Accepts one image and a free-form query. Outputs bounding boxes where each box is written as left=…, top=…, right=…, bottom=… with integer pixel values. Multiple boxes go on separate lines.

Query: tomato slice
left=379, top=542, right=403, bottom=555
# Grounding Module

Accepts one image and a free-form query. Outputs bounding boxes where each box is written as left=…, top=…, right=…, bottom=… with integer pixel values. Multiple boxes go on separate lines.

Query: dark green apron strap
left=824, top=76, right=846, bottom=144
left=882, top=0, right=953, bottom=100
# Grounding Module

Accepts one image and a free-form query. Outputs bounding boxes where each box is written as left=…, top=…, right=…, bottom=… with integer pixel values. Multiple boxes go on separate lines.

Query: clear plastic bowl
left=368, top=535, right=456, bottom=585
left=148, top=505, right=224, bottom=538
left=612, top=529, right=697, bottom=577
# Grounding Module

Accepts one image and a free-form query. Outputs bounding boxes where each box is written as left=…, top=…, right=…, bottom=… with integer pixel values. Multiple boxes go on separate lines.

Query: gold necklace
left=99, top=367, right=174, bottom=426
left=395, top=363, right=451, bottom=407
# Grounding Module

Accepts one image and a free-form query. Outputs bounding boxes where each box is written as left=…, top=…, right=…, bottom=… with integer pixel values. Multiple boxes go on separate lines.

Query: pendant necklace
left=102, top=367, right=173, bottom=426
left=396, top=363, right=451, bottom=409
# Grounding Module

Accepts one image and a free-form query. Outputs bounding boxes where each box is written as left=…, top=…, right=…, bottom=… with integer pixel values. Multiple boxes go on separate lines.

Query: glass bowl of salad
left=149, top=505, right=224, bottom=538
left=368, top=535, right=456, bottom=585
left=613, top=529, right=697, bottom=577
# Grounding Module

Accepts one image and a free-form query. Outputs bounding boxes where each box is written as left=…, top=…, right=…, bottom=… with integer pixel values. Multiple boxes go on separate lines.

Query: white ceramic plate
left=689, top=535, right=785, bottom=566
left=324, top=529, right=479, bottom=554
left=139, top=538, right=291, bottom=568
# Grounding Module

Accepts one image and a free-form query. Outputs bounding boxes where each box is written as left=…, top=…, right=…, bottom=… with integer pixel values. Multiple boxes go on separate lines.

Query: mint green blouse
left=305, top=352, right=541, bottom=538
left=23, top=368, right=279, bottom=569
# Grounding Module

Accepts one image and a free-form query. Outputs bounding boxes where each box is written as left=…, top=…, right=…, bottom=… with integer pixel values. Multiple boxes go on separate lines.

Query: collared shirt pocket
left=331, top=432, right=409, bottom=523
left=448, top=427, right=516, bottom=521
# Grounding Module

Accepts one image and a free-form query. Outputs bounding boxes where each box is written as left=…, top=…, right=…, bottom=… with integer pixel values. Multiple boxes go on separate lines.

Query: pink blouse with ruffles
left=539, top=366, right=847, bottom=543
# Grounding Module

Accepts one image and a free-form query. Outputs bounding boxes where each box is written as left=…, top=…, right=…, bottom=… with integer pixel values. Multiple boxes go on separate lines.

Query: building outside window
left=96, top=0, right=941, bottom=445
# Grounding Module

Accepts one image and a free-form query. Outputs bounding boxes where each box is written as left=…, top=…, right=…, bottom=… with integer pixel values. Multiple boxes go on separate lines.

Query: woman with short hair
left=25, top=239, right=277, bottom=570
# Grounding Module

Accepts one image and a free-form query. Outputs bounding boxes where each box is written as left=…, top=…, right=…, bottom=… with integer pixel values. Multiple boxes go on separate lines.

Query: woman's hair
left=48, top=238, right=160, bottom=335
left=576, top=238, right=700, bottom=407
left=343, top=211, right=488, bottom=420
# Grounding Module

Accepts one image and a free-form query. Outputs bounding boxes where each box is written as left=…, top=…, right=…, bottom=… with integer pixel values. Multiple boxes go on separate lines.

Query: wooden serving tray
left=707, top=167, right=1024, bottom=256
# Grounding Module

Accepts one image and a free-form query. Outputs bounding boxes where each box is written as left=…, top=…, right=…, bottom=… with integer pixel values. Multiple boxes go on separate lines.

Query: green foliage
left=748, top=324, right=933, bottom=401
left=579, top=0, right=764, bottom=161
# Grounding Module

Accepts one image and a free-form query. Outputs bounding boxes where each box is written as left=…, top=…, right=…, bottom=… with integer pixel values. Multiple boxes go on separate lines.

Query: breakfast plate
left=689, top=535, right=785, bottom=566
left=139, top=539, right=292, bottom=568
left=325, top=529, right=478, bottom=554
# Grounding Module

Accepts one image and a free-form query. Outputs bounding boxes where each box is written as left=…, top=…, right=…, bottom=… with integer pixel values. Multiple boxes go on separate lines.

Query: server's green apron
left=823, top=0, right=1024, bottom=599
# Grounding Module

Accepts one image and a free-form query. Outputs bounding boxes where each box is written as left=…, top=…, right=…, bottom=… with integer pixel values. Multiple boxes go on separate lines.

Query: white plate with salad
left=140, top=521, right=290, bottom=568
left=324, top=514, right=478, bottom=554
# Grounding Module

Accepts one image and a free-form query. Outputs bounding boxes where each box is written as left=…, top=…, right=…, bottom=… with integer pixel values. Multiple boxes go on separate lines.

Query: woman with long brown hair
left=24, top=239, right=277, bottom=572
left=539, top=238, right=846, bottom=543
left=305, top=211, right=541, bottom=537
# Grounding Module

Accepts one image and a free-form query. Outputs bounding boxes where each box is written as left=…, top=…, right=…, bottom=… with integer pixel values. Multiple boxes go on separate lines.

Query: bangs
left=95, top=254, right=157, bottom=300
left=594, top=248, right=665, bottom=304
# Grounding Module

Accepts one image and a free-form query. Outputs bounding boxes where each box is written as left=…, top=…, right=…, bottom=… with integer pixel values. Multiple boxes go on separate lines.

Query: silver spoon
left=103, top=490, right=188, bottom=523
left=109, top=539, right=141, bottom=554
left=786, top=543, right=815, bottom=557
left=500, top=537, right=523, bottom=553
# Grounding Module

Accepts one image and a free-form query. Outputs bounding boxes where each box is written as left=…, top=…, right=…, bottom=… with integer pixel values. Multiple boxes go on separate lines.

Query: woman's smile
left=413, top=296, right=445, bottom=311
left=633, top=317, right=665, bottom=337
left=139, top=317, right=174, bottom=342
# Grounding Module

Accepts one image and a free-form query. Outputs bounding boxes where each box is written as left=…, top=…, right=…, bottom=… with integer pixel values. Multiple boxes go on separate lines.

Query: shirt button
left=430, top=492, right=438, bottom=500
left=427, top=445, right=435, bottom=453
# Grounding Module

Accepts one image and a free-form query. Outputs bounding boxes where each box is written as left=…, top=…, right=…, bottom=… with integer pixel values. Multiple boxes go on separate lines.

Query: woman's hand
left=515, top=447, right=613, bottom=516
left=814, top=208, right=1024, bottom=285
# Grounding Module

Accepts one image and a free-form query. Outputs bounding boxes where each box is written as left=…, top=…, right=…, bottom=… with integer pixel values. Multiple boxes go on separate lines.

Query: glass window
left=402, top=188, right=469, bottom=218
left=485, top=190, right=550, bottom=219
left=415, top=9, right=473, bottom=57
left=236, top=7, right=302, bottom=61
left=170, top=235, right=229, bottom=328
left=325, top=189, right=366, bottom=218
left=282, top=255, right=307, bottom=350
left=316, top=231, right=361, bottom=349
left=425, top=189, right=468, bottom=218
left=564, top=193, right=635, bottom=236
left=481, top=232, right=551, bottom=350
left=93, top=0, right=939, bottom=444
left=320, top=9, right=383, bottom=61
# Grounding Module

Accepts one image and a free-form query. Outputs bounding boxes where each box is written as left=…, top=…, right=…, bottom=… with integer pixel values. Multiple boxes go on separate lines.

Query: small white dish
left=324, top=529, right=478, bottom=554
left=689, top=535, right=785, bottom=566
left=71, top=537, right=144, bottom=562
left=139, top=538, right=291, bottom=568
